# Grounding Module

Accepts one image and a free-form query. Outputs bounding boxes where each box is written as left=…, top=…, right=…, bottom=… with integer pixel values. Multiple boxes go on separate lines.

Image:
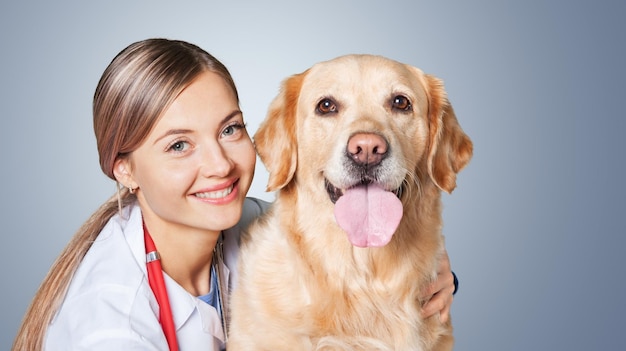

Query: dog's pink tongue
left=334, top=184, right=403, bottom=248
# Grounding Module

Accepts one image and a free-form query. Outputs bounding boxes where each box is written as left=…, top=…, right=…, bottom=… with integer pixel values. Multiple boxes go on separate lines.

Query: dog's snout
left=347, top=133, right=388, bottom=167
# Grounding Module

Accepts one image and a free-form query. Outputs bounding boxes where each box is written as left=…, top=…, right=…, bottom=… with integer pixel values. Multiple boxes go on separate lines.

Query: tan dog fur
left=228, top=54, right=473, bottom=351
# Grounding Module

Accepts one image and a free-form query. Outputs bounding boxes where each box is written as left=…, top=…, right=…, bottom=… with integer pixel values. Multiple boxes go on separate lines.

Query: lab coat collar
left=120, top=202, right=228, bottom=342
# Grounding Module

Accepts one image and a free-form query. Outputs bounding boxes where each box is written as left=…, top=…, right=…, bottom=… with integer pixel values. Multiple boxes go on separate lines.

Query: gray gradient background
left=1, top=0, right=624, bottom=349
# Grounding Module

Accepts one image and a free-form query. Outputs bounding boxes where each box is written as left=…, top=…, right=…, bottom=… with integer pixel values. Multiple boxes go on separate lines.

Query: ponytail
left=11, top=189, right=135, bottom=351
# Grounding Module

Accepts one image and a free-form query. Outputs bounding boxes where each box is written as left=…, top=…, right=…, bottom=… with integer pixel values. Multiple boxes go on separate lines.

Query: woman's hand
left=420, top=249, right=456, bottom=323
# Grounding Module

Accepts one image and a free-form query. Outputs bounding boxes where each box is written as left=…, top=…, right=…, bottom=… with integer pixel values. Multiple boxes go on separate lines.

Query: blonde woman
left=12, top=38, right=457, bottom=350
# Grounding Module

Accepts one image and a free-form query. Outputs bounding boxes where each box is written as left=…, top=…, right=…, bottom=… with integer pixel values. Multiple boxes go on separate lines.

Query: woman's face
left=119, top=71, right=256, bottom=235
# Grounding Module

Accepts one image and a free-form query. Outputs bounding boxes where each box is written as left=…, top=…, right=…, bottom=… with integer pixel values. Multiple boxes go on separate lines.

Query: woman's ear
left=113, top=157, right=137, bottom=190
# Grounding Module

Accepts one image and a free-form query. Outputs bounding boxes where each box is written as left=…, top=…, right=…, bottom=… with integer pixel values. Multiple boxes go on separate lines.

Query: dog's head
left=255, top=55, right=472, bottom=246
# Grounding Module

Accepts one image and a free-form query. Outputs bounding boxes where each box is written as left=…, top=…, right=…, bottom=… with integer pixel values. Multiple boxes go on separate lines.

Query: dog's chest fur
left=234, top=183, right=447, bottom=350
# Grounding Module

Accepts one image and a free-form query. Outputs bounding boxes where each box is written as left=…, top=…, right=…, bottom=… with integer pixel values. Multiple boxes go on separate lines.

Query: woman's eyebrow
left=221, top=109, right=243, bottom=124
left=153, top=129, right=192, bottom=145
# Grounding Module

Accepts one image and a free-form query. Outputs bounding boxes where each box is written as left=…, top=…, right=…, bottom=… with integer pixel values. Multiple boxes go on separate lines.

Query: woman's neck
left=143, top=218, right=220, bottom=297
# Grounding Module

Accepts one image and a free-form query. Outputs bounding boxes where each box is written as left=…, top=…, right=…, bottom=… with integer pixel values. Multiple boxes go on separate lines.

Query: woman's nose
left=200, top=144, right=234, bottom=177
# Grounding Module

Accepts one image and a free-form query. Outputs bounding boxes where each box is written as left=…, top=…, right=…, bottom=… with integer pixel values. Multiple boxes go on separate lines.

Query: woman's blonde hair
left=12, top=38, right=239, bottom=351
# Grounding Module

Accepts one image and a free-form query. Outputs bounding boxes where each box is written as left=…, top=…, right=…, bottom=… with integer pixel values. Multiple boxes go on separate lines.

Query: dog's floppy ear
left=253, top=72, right=305, bottom=192
left=423, top=74, right=473, bottom=193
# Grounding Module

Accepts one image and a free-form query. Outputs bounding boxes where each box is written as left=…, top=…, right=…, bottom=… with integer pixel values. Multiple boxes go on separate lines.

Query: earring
left=129, top=186, right=136, bottom=194
left=116, top=182, right=123, bottom=217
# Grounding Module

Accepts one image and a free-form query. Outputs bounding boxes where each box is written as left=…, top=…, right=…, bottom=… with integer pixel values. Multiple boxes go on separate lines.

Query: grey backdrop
left=2, top=0, right=624, bottom=349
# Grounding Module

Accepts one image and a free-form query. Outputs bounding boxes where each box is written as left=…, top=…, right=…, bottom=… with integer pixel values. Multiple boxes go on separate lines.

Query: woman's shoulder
left=240, top=197, right=272, bottom=226
left=55, top=203, right=151, bottom=316
left=46, top=204, right=159, bottom=348
left=222, top=197, right=272, bottom=268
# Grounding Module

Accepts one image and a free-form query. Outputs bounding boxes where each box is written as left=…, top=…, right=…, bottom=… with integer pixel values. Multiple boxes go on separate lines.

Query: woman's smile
left=194, top=180, right=238, bottom=201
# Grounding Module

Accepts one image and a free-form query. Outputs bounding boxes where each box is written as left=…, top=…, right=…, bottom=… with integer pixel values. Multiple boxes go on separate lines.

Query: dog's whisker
left=402, top=169, right=422, bottom=201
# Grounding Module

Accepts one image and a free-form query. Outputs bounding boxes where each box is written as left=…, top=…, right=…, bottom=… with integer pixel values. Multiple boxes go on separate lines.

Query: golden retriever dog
left=228, top=54, right=473, bottom=351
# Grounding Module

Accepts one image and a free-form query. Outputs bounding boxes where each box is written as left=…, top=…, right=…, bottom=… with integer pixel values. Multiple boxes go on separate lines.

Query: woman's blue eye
left=169, top=141, right=188, bottom=152
left=223, top=123, right=245, bottom=137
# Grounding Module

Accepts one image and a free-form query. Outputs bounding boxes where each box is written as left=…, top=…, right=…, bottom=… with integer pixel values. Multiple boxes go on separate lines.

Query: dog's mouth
left=325, top=179, right=403, bottom=204
left=325, top=179, right=344, bottom=204
left=326, top=178, right=405, bottom=248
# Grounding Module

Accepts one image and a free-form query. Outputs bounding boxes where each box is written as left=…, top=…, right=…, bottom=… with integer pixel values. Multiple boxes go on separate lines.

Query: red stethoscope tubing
left=144, top=224, right=179, bottom=351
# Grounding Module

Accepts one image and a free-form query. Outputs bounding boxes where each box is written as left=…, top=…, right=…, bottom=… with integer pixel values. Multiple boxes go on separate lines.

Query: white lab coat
left=44, top=197, right=270, bottom=351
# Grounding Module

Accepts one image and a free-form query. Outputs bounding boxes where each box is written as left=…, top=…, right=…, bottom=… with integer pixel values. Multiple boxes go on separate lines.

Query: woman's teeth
left=195, top=185, right=233, bottom=199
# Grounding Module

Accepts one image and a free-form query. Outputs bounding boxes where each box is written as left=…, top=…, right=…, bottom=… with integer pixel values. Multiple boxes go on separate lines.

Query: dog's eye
left=316, top=98, right=338, bottom=115
left=392, top=95, right=412, bottom=111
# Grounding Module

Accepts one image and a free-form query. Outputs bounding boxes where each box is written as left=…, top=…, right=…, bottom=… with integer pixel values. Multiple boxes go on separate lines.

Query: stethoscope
left=143, top=223, right=228, bottom=351
left=144, top=224, right=179, bottom=351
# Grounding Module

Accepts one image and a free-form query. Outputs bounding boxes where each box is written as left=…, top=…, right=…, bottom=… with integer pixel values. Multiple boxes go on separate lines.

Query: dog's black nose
left=347, top=133, right=388, bottom=167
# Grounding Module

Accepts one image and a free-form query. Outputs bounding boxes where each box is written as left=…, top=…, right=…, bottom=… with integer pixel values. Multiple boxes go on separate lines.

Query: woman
left=12, top=38, right=456, bottom=350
